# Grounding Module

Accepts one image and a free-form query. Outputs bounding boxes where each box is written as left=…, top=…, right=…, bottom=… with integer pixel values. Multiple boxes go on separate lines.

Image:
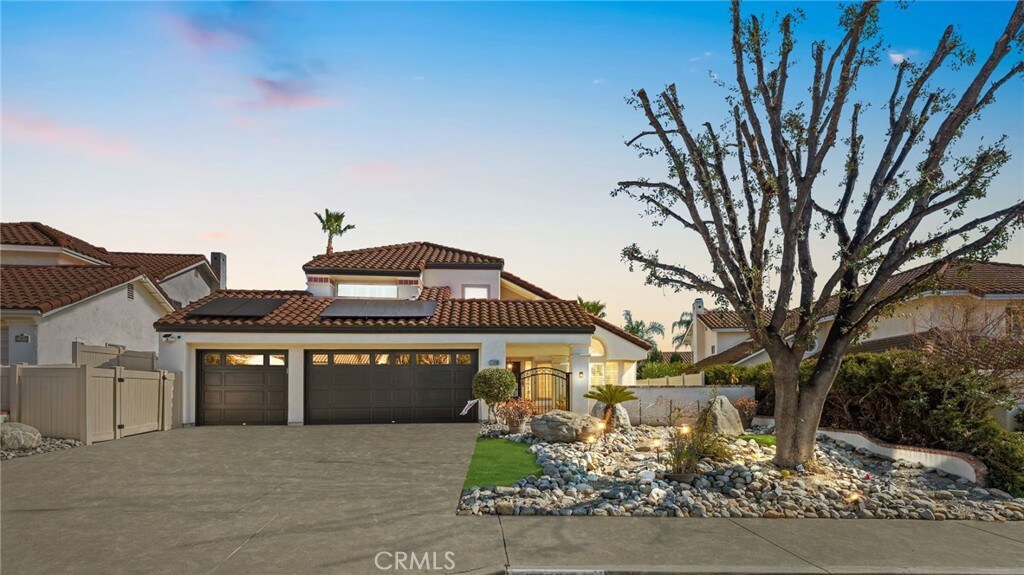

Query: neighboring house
left=683, top=261, right=1024, bottom=370
left=0, top=222, right=227, bottom=365
left=155, top=241, right=651, bottom=427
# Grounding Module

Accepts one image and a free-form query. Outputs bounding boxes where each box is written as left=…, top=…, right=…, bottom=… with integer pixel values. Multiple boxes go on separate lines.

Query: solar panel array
left=319, top=299, right=438, bottom=318
left=188, top=298, right=288, bottom=318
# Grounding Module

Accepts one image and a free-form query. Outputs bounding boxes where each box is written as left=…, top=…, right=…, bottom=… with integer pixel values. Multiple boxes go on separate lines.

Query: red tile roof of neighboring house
left=1, top=221, right=113, bottom=263
left=155, top=289, right=595, bottom=332
left=303, top=242, right=504, bottom=273
left=697, top=310, right=771, bottom=330
left=690, top=340, right=764, bottom=370
left=2, top=222, right=214, bottom=283
left=500, top=271, right=561, bottom=299
left=106, top=252, right=209, bottom=281
left=661, top=350, right=693, bottom=364
left=0, top=265, right=168, bottom=314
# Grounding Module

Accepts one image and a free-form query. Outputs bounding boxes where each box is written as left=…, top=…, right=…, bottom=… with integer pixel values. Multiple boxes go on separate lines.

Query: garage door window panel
left=416, top=353, right=451, bottom=365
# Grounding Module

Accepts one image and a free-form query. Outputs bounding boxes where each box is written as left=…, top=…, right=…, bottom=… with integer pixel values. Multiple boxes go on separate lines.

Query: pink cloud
left=240, top=77, right=333, bottom=110
left=200, top=230, right=232, bottom=240
left=161, top=13, right=251, bottom=52
left=346, top=161, right=405, bottom=182
left=2, top=112, right=136, bottom=158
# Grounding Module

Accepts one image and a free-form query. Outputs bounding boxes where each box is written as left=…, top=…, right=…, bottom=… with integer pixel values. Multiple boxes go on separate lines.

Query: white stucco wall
left=160, top=266, right=215, bottom=307
left=422, top=269, right=500, bottom=299
left=1, top=320, right=39, bottom=365
left=158, top=330, right=591, bottom=426
left=36, top=280, right=167, bottom=364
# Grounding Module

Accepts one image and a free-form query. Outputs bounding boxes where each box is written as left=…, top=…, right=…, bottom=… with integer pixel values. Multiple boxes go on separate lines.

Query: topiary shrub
left=472, top=368, right=518, bottom=420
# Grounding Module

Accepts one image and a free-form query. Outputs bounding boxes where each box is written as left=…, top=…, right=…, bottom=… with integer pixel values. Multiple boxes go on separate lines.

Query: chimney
left=211, top=252, right=228, bottom=290
left=693, top=298, right=705, bottom=315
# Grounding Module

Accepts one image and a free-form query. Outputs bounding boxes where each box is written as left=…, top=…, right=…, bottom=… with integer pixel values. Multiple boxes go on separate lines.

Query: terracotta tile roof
left=589, top=314, right=654, bottom=350
left=418, top=286, right=451, bottom=301
left=2, top=222, right=213, bottom=283
left=500, top=271, right=560, bottom=299
left=303, top=242, right=503, bottom=273
left=846, top=332, right=928, bottom=355
left=155, top=289, right=595, bottom=332
left=661, top=350, right=693, bottom=363
left=106, top=252, right=209, bottom=281
left=697, top=309, right=771, bottom=330
left=1, top=221, right=113, bottom=263
left=690, top=340, right=764, bottom=370
left=1, top=265, right=153, bottom=314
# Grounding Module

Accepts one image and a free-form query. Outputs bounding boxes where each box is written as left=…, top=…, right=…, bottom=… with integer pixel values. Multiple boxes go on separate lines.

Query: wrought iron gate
left=519, top=367, right=570, bottom=414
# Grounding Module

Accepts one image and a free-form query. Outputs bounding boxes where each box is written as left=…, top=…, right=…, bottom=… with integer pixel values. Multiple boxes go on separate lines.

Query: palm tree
left=576, top=296, right=607, bottom=318
left=583, top=384, right=638, bottom=431
left=314, top=209, right=355, bottom=255
left=622, top=310, right=665, bottom=348
left=671, top=311, right=693, bottom=350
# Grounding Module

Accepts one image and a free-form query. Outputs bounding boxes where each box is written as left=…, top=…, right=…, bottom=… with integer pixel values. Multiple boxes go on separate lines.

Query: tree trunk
left=603, top=404, right=615, bottom=431
left=326, top=235, right=334, bottom=255
left=770, top=353, right=838, bottom=468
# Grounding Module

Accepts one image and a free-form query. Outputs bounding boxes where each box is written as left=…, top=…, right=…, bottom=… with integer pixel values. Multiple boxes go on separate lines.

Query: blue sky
left=3, top=1, right=1022, bottom=347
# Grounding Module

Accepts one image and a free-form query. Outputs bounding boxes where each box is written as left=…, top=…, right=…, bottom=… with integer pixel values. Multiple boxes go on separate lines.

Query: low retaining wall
left=625, top=385, right=754, bottom=425
left=749, top=416, right=986, bottom=484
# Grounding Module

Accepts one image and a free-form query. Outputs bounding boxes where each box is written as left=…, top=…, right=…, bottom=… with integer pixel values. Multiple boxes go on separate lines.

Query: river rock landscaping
left=460, top=423, right=1024, bottom=521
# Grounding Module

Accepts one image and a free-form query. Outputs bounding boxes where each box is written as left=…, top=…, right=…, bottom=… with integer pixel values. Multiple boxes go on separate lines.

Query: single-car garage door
left=305, top=350, right=478, bottom=424
left=198, top=351, right=288, bottom=425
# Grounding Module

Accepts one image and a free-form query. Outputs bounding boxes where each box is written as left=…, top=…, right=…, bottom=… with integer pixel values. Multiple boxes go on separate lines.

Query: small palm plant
left=314, top=209, right=356, bottom=255
left=583, top=384, right=638, bottom=431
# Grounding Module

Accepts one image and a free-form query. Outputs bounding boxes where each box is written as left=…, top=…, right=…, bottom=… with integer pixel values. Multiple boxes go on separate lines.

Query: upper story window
left=338, top=284, right=398, bottom=299
left=462, top=286, right=490, bottom=299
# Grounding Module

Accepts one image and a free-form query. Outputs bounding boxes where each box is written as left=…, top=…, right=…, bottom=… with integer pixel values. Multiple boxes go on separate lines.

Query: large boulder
left=530, top=410, right=603, bottom=443
left=589, top=402, right=631, bottom=429
left=0, top=423, right=42, bottom=451
left=702, top=396, right=745, bottom=436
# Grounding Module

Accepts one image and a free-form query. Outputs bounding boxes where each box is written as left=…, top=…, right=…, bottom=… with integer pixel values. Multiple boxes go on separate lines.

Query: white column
left=287, top=347, right=305, bottom=425
left=569, top=344, right=591, bottom=415
left=478, top=336, right=507, bottom=422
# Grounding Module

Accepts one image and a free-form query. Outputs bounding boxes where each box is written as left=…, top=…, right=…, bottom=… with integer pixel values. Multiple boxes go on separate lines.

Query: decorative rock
left=590, top=402, right=631, bottom=429
left=0, top=423, right=42, bottom=451
left=494, top=501, right=514, bottom=515
left=701, top=396, right=744, bottom=436
left=529, top=410, right=603, bottom=443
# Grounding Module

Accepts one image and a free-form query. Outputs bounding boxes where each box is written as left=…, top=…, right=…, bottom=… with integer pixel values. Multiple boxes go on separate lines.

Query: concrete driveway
left=3, top=425, right=1024, bottom=575
left=1, top=424, right=506, bottom=575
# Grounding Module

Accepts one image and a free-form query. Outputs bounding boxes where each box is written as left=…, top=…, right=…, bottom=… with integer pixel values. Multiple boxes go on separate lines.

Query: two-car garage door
left=305, top=350, right=478, bottom=424
left=197, top=349, right=478, bottom=425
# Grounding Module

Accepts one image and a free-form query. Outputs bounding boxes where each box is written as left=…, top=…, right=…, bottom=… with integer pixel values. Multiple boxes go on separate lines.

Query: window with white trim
left=462, top=286, right=490, bottom=299
left=338, top=284, right=398, bottom=298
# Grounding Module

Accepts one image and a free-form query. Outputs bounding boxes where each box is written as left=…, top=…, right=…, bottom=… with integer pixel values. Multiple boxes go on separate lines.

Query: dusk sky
left=3, top=1, right=1023, bottom=348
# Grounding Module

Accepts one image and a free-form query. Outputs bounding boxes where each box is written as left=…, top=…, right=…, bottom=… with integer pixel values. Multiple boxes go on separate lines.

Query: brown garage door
left=305, top=350, right=478, bottom=424
left=198, top=351, right=288, bottom=425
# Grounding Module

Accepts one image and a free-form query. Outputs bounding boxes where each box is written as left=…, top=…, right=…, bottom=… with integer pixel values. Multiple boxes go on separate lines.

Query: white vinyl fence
left=4, top=365, right=175, bottom=444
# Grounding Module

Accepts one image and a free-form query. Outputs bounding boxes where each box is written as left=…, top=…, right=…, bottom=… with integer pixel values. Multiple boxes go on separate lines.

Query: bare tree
left=615, top=0, right=1024, bottom=466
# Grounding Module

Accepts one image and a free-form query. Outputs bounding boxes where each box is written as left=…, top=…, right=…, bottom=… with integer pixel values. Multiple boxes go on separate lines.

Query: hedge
left=704, top=351, right=1023, bottom=496
left=640, top=362, right=689, bottom=379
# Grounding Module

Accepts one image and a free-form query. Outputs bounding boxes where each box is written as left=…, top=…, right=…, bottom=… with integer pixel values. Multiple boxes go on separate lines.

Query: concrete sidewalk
left=1, top=425, right=1022, bottom=575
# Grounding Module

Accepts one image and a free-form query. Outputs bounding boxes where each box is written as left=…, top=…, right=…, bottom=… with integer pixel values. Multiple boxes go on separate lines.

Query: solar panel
left=319, top=299, right=437, bottom=318
left=188, top=298, right=287, bottom=317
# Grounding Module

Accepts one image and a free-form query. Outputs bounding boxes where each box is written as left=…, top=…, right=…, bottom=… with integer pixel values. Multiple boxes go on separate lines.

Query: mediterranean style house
left=0, top=222, right=225, bottom=365
left=154, top=242, right=650, bottom=427
left=683, top=261, right=1024, bottom=370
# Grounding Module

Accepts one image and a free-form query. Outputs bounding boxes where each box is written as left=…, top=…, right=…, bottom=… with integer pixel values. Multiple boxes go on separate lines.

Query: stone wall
left=624, top=385, right=755, bottom=426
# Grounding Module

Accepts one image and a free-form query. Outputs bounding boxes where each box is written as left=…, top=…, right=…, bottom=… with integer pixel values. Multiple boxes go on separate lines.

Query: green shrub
left=641, top=362, right=688, bottom=379
left=959, top=419, right=1024, bottom=497
left=703, top=364, right=749, bottom=387
left=472, top=368, right=518, bottom=406
left=668, top=351, right=684, bottom=363
left=749, top=350, right=1019, bottom=494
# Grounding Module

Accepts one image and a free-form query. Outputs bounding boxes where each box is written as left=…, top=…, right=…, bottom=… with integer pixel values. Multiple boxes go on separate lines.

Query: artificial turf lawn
left=737, top=433, right=777, bottom=447
left=463, top=438, right=543, bottom=489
